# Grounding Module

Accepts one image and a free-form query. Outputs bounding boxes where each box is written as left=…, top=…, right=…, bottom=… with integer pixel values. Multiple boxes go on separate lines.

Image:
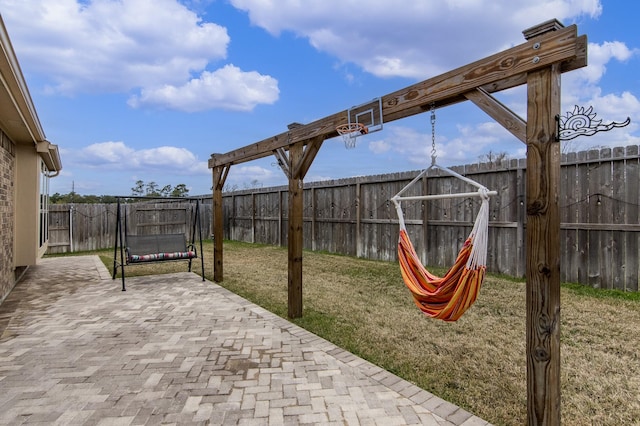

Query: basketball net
left=336, top=123, right=368, bottom=149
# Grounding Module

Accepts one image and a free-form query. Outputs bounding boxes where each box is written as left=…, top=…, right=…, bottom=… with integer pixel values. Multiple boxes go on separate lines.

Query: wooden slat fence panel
left=310, top=184, right=358, bottom=256
left=561, top=151, right=578, bottom=285
left=48, top=205, right=71, bottom=253
left=254, top=191, right=281, bottom=245
left=624, top=145, right=639, bottom=291
left=48, top=145, right=640, bottom=290
left=611, top=146, right=626, bottom=290
left=47, top=200, right=211, bottom=254
left=359, top=175, right=408, bottom=261
left=47, top=204, right=117, bottom=253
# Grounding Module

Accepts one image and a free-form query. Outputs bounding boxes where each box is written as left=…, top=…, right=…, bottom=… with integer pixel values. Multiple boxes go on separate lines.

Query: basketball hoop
left=336, top=123, right=368, bottom=149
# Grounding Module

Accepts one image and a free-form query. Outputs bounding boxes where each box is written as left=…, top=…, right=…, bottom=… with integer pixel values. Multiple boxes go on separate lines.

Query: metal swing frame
left=112, top=196, right=205, bottom=291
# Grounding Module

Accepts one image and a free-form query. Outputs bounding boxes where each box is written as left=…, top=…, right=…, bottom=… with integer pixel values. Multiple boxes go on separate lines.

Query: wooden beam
left=525, top=63, right=562, bottom=425
left=381, top=25, right=580, bottom=123
left=209, top=24, right=583, bottom=169
left=464, top=88, right=527, bottom=143
left=212, top=164, right=229, bottom=283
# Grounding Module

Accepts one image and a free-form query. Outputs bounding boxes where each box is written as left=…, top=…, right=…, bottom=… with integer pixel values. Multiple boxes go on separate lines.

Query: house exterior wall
left=14, top=144, right=41, bottom=267
left=0, top=130, right=15, bottom=303
left=0, top=15, right=61, bottom=305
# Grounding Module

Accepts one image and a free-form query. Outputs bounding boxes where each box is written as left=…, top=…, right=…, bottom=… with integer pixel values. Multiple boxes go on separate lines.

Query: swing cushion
left=126, top=234, right=197, bottom=264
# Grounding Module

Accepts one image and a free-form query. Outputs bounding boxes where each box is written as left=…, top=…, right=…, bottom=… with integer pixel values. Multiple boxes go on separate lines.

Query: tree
left=479, top=150, right=509, bottom=167
left=50, top=192, right=63, bottom=204
left=131, top=180, right=144, bottom=196
left=49, top=180, right=190, bottom=203
left=145, top=181, right=159, bottom=196
left=160, top=184, right=173, bottom=197
left=171, top=184, right=189, bottom=197
left=49, top=193, right=119, bottom=204
left=223, top=183, right=239, bottom=193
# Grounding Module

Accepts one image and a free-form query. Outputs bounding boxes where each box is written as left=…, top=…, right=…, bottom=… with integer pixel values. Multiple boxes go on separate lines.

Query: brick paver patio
left=0, top=256, right=490, bottom=425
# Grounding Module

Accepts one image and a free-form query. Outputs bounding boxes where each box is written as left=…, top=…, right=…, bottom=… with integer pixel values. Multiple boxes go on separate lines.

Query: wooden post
left=288, top=142, right=304, bottom=318
left=525, top=63, right=562, bottom=425
left=284, top=137, right=325, bottom=318
left=212, top=164, right=229, bottom=283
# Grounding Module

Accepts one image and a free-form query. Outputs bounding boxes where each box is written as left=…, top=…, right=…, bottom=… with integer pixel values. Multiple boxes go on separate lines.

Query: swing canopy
left=392, top=165, right=495, bottom=321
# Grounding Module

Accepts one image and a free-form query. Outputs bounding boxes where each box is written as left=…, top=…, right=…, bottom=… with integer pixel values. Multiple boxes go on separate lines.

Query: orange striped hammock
left=391, top=167, right=494, bottom=321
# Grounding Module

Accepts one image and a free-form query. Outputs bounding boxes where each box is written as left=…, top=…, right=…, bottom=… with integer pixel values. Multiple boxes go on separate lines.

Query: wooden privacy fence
left=221, top=145, right=639, bottom=292
left=47, top=145, right=640, bottom=291
left=48, top=200, right=213, bottom=254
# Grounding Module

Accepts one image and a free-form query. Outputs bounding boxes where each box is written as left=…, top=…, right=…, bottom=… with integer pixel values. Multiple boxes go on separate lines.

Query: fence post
left=355, top=181, right=362, bottom=258
left=421, top=173, right=429, bottom=265
left=517, top=164, right=526, bottom=276
left=311, top=187, right=317, bottom=251
left=251, top=192, right=256, bottom=244
left=69, top=204, right=74, bottom=252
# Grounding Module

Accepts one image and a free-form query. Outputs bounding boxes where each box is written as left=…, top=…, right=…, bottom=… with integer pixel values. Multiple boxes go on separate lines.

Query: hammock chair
left=391, top=106, right=497, bottom=321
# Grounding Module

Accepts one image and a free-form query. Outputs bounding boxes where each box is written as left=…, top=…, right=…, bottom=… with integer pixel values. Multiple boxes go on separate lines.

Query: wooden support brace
left=464, top=88, right=527, bottom=144
left=274, top=148, right=290, bottom=178
left=293, top=137, right=324, bottom=180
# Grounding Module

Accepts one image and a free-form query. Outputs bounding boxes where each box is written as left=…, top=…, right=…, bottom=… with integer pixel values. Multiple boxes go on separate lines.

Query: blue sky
left=1, top=0, right=638, bottom=196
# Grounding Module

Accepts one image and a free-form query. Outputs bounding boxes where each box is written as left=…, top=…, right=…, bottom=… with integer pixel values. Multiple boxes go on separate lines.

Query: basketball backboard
left=348, top=97, right=383, bottom=133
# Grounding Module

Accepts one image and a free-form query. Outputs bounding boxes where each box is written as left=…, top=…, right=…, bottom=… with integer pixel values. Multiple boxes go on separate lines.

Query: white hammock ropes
left=391, top=106, right=497, bottom=321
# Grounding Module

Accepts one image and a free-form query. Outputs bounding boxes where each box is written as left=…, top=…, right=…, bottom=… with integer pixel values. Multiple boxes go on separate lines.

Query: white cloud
left=225, top=164, right=279, bottom=189
left=371, top=122, right=519, bottom=166
left=128, top=65, right=279, bottom=112
left=581, top=41, right=637, bottom=84
left=75, top=141, right=209, bottom=174
left=368, top=140, right=391, bottom=154
left=565, top=41, right=638, bottom=101
left=1, top=0, right=279, bottom=111
left=227, top=0, right=635, bottom=158
left=367, top=126, right=430, bottom=165
left=560, top=40, right=640, bottom=149
left=230, top=0, right=603, bottom=79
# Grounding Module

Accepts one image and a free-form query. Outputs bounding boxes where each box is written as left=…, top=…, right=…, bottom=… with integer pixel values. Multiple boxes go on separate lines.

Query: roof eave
left=0, top=14, right=47, bottom=145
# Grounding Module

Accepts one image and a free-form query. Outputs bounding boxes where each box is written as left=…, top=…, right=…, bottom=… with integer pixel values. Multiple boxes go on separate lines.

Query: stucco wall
left=0, top=130, right=15, bottom=303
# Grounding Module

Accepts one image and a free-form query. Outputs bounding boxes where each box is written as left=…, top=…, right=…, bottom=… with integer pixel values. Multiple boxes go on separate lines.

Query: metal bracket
left=556, top=105, right=631, bottom=141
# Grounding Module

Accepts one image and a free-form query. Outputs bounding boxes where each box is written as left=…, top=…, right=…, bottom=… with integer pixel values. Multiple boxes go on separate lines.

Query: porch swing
left=391, top=105, right=497, bottom=321
left=112, top=196, right=205, bottom=291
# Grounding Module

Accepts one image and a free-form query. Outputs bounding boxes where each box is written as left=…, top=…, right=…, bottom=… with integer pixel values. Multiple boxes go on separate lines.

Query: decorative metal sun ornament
left=556, top=105, right=631, bottom=141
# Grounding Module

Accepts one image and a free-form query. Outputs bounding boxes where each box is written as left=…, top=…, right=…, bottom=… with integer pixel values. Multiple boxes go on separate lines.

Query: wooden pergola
left=209, top=19, right=587, bottom=424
